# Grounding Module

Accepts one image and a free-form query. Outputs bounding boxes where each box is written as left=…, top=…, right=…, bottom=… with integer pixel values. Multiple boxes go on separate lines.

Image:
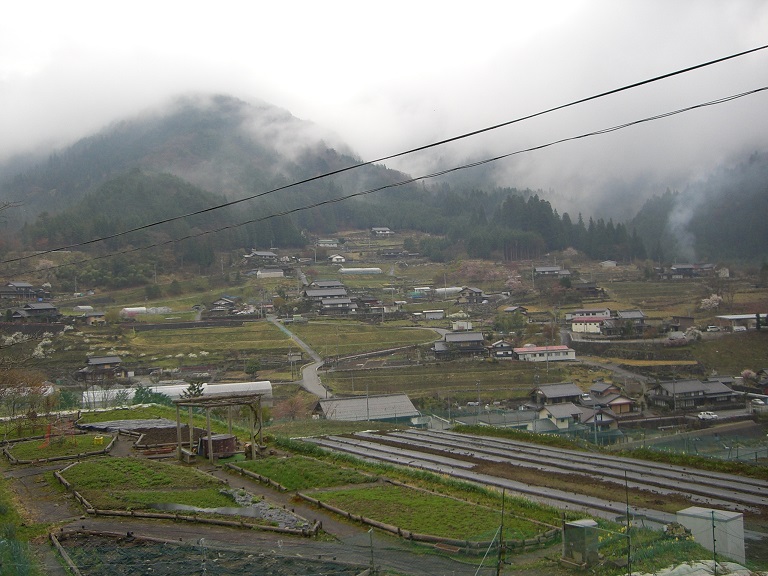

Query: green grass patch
left=129, top=322, right=291, bottom=358
left=0, top=474, right=47, bottom=575
left=316, top=484, right=542, bottom=541
left=452, top=425, right=587, bottom=451
left=280, top=437, right=564, bottom=527
left=60, top=458, right=238, bottom=513
left=87, top=487, right=236, bottom=511
left=620, top=447, right=768, bottom=481
left=236, top=455, right=374, bottom=490
left=288, top=321, right=438, bottom=357
left=8, top=433, right=113, bottom=461
left=323, top=360, right=559, bottom=402
left=61, top=457, right=221, bottom=491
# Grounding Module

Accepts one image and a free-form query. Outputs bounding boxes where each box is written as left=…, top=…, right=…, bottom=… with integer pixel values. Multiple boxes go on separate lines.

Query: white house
left=513, top=345, right=576, bottom=362
left=328, top=254, right=346, bottom=264
left=424, top=310, right=444, bottom=320
left=571, top=316, right=608, bottom=334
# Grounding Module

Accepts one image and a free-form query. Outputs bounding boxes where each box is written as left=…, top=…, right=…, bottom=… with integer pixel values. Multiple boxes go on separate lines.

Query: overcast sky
left=2, top=1, right=767, bottom=217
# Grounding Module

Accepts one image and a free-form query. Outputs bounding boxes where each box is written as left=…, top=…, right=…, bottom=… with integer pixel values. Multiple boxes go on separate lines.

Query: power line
left=3, top=43, right=767, bottom=266
left=15, top=85, right=767, bottom=276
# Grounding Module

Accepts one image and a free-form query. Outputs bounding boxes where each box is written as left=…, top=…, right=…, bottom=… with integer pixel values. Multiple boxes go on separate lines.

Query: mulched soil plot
left=58, top=533, right=366, bottom=576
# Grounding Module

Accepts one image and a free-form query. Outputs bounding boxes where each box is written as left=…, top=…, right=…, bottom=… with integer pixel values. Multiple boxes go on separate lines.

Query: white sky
left=2, top=0, right=767, bottom=216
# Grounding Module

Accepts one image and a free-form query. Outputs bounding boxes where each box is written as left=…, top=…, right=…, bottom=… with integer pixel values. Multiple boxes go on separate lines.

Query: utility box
left=561, top=519, right=599, bottom=567
left=676, top=507, right=745, bottom=564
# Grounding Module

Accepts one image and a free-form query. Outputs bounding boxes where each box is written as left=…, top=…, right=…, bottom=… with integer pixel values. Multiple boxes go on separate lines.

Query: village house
left=536, top=403, right=583, bottom=430
left=530, top=382, right=585, bottom=406
left=256, top=267, right=285, bottom=279
left=11, top=302, right=60, bottom=322
left=328, top=254, right=346, bottom=264
left=371, top=227, right=394, bottom=236
left=586, top=381, right=637, bottom=414
left=572, top=282, right=605, bottom=298
left=82, top=311, right=107, bottom=326
left=571, top=316, right=608, bottom=334
left=75, top=355, right=127, bottom=383
left=503, top=305, right=528, bottom=315
left=242, top=250, right=279, bottom=264
left=0, top=281, right=52, bottom=301
left=534, top=266, right=571, bottom=277
left=489, top=340, right=514, bottom=358
left=564, top=308, right=611, bottom=322
left=432, top=332, right=486, bottom=358
left=423, top=310, right=445, bottom=321
left=579, top=406, right=620, bottom=434
left=646, top=379, right=740, bottom=411
left=320, top=298, right=357, bottom=315
left=514, top=345, right=576, bottom=363
left=456, top=286, right=485, bottom=305
left=310, top=280, right=345, bottom=289
left=303, top=287, right=348, bottom=302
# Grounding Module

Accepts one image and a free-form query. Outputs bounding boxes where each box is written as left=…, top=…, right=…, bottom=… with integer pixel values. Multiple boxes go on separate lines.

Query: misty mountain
left=2, top=92, right=766, bottom=266
left=21, top=170, right=305, bottom=265
left=0, top=94, right=417, bottom=231
left=631, top=151, right=768, bottom=263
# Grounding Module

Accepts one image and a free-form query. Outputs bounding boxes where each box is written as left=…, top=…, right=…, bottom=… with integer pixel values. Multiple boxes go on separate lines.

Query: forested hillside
left=631, top=151, right=768, bottom=262
left=1, top=93, right=766, bottom=277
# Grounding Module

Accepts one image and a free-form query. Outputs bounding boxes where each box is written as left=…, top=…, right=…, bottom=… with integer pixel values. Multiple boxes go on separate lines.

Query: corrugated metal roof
left=533, top=382, right=583, bottom=398
left=318, top=394, right=419, bottom=421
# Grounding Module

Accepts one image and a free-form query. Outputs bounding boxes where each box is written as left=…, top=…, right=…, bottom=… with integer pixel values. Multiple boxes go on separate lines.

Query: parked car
left=750, top=398, right=766, bottom=406
left=697, top=411, right=718, bottom=420
left=706, top=326, right=721, bottom=332
left=733, top=326, right=747, bottom=332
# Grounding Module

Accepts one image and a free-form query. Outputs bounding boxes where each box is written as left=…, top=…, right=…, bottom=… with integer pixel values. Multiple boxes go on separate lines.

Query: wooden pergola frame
left=173, top=392, right=267, bottom=464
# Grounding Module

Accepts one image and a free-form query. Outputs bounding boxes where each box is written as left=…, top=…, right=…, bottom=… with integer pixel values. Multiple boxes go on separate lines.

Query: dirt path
left=2, top=439, right=513, bottom=575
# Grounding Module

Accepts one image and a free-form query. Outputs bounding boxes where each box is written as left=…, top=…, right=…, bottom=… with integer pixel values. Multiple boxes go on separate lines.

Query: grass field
left=322, top=360, right=573, bottom=404
left=60, top=457, right=230, bottom=510
left=128, top=322, right=291, bottom=360
left=287, top=321, right=440, bottom=357
left=236, top=455, right=375, bottom=490
left=8, top=433, right=112, bottom=461
left=315, top=483, right=544, bottom=541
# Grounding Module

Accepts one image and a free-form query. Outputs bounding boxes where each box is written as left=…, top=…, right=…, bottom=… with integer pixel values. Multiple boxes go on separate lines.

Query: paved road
left=267, top=315, right=329, bottom=398
left=267, top=316, right=446, bottom=401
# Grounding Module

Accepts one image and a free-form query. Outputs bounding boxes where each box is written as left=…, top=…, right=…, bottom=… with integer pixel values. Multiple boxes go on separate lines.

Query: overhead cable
left=18, top=85, right=767, bottom=276
left=3, top=43, right=767, bottom=265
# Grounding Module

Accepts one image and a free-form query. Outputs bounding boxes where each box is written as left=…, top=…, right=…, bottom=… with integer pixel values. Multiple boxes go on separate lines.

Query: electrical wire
left=3, top=43, right=767, bottom=266
left=11, top=84, right=767, bottom=276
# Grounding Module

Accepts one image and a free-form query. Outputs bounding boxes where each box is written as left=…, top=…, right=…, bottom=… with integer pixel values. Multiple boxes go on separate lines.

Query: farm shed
left=174, top=388, right=273, bottom=463
left=676, top=507, right=745, bottom=564
left=315, top=394, right=419, bottom=423
left=197, top=433, right=238, bottom=458
left=423, top=309, right=444, bottom=320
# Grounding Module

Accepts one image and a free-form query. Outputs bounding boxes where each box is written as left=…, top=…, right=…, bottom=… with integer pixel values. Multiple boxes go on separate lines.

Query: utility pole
left=625, top=472, right=632, bottom=576
left=476, top=380, right=481, bottom=418
left=712, top=511, right=718, bottom=576
left=496, top=489, right=506, bottom=576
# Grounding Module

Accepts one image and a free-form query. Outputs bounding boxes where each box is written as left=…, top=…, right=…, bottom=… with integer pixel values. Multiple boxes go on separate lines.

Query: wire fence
left=620, top=426, right=768, bottom=463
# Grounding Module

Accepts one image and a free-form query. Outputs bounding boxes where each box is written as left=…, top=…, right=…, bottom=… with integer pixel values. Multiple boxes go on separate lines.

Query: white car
left=697, top=411, right=718, bottom=420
